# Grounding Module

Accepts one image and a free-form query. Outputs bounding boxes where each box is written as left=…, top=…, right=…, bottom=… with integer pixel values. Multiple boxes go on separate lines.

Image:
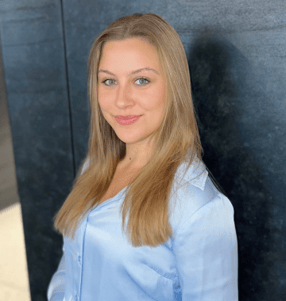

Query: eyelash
left=101, top=77, right=150, bottom=86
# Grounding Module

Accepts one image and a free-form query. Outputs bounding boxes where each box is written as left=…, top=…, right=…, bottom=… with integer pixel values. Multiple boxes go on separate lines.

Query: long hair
left=53, top=13, right=203, bottom=247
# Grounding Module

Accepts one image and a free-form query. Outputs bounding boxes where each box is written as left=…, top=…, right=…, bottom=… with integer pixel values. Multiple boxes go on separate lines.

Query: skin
left=97, top=37, right=166, bottom=170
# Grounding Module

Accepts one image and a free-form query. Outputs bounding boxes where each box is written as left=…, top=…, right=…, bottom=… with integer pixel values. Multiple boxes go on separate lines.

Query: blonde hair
left=53, top=13, right=202, bottom=247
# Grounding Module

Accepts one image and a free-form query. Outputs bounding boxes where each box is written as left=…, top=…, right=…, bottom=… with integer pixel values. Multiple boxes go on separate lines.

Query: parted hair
left=53, top=12, right=203, bottom=247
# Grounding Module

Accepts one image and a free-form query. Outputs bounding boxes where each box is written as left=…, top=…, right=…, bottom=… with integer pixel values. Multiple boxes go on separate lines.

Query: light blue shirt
left=47, top=158, right=238, bottom=300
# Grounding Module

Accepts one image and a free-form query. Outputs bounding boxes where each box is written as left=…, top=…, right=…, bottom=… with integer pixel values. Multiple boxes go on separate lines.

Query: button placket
left=77, top=211, right=89, bottom=301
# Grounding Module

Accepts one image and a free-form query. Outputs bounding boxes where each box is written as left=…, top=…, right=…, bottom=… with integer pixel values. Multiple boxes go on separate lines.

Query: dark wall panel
left=0, top=1, right=74, bottom=300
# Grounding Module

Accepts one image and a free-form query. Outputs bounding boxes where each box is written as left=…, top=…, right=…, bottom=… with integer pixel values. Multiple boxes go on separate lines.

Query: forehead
left=99, top=38, right=161, bottom=68
left=102, top=37, right=155, bottom=51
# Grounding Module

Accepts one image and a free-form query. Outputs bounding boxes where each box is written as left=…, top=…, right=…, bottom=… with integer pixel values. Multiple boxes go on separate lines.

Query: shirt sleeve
left=47, top=243, right=66, bottom=301
left=173, top=193, right=238, bottom=300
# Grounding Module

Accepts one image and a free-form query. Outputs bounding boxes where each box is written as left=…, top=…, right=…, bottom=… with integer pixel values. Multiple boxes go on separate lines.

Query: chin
left=114, top=130, right=142, bottom=141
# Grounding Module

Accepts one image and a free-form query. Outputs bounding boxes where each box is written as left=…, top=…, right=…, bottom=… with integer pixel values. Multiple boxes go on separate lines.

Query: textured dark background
left=0, top=0, right=285, bottom=300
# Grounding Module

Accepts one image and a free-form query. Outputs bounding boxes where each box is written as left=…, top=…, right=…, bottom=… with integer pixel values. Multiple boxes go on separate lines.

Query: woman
left=47, top=13, right=238, bottom=301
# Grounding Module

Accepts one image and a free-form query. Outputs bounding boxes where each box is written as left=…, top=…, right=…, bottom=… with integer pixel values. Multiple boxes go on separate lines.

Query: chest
left=97, top=167, right=140, bottom=205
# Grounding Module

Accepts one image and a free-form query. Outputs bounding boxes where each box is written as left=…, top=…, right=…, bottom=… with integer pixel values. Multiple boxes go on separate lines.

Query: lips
left=115, top=115, right=141, bottom=120
left=115, top=115, right=141, bottom=125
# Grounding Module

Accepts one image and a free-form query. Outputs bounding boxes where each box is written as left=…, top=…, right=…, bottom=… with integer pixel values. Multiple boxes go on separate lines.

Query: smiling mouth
left=114, top=115, right=141, bottom=125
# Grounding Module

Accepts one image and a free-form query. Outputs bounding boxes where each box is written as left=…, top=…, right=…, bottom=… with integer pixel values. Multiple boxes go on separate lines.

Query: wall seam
left=59, top=0, right=76, bottom=178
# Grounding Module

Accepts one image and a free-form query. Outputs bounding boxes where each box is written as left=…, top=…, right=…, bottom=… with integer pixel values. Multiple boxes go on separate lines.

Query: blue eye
left=135, top=78, right=149, bottom=85
left=102, top=79, right=115, bottom=86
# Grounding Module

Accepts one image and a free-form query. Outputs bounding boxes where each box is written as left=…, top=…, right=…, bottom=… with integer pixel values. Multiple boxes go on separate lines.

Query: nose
left=115, top=81, right=134, bottom=108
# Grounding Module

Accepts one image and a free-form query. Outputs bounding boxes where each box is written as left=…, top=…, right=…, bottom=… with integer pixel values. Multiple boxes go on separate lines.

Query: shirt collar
left=175, top=157, right=208, bottom=191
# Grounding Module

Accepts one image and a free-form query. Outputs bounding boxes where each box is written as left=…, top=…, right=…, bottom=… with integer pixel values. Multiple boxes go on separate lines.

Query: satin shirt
left=47, top=158, right=238, bottom=300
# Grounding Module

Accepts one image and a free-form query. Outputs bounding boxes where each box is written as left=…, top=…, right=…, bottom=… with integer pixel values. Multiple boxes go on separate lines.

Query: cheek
left=97, top=92, right=111, bottom=111
left=97, top=98, right=110, bottom=121
left=97, top=85, right=108, bottom=104
left=149, top=83, right=166, bottom=110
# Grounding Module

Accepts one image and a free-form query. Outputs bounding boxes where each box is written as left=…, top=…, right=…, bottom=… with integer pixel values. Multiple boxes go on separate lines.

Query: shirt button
left=78, top=255, right=81, bottom=263
left=75, top=294, right=78, bottom=300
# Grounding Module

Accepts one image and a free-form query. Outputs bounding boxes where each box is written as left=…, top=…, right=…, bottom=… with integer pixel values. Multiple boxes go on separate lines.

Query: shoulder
left=169, top=158, right=234, bottom=232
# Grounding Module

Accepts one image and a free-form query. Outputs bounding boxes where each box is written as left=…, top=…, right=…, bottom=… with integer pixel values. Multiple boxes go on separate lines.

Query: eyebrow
left=98, top=67, right=160, bottom=76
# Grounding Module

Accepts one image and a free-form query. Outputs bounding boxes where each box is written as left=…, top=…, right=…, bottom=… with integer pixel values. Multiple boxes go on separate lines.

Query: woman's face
left=97, top=37, right=166, bottom=147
